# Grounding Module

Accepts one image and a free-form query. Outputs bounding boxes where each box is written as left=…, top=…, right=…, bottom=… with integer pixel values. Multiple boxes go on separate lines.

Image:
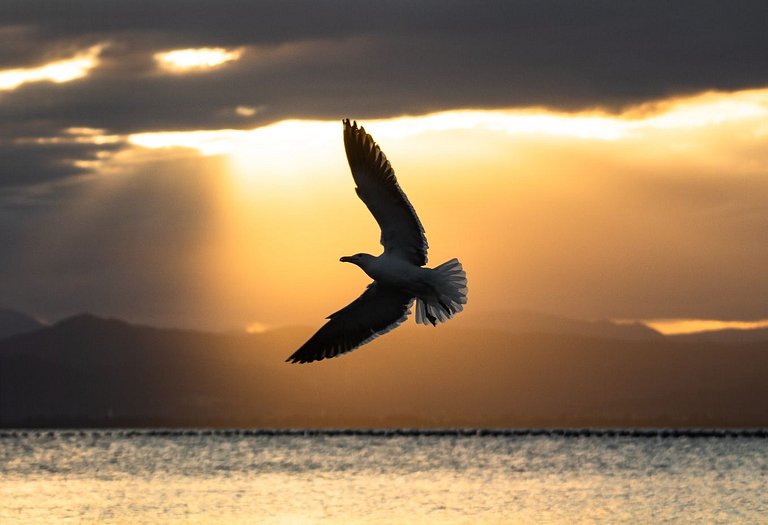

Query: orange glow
left=114, top=87, right=768, bottom=329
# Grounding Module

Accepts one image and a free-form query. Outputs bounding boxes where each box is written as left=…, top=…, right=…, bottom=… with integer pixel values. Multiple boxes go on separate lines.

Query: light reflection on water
left=1, top=430, right=766, bottom=524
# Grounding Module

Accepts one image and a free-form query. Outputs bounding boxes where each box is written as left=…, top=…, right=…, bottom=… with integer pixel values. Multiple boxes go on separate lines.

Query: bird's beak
left=340, top=255, right=354, bottom=263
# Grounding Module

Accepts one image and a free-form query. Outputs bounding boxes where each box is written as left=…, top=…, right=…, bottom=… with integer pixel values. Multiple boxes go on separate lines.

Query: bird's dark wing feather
left=343, top=119, right=429, bottom=266
left=286, top=283, right=414, bottom=364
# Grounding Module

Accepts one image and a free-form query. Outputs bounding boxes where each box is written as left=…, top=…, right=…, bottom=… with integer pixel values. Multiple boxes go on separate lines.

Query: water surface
left=1, top=429, right=766, bottom=524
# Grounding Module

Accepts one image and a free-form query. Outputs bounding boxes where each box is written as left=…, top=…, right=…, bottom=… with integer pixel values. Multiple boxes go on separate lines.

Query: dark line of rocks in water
left=1, top=428, right=768, bottom=439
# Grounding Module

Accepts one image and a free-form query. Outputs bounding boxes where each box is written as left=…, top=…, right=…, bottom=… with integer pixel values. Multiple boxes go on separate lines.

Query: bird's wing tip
left=285, top=351, right=323, bottom=364
left=286, top=350, right=306, bottom=363
left=342, top=118, right=360, bottom=132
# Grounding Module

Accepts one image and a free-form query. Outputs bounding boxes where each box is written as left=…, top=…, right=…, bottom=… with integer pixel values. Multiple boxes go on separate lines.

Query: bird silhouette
left=287, top=119, right=467, bottom=363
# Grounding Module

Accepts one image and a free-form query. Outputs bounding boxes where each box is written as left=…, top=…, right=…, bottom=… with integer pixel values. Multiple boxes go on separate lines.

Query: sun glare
left=155, top=47, right=243, bottom=72
left=129, top=129, right=243, bottom=156
left=129, top=120, right=340, bottom=188
left=0, top=45, right=102, bottom=91
left=122, top=85, right=768, bottom=210
left=629, top=89, right=768, bottom=129
left=126, top=111, right=624, bottom=161
left=369, top=110, right=628, bottom=141
left=126, top=87, right=768, bottom=164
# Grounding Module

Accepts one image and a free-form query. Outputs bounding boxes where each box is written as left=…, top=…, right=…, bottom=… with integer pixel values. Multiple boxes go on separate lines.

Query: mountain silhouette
left=2, top=312, right=767, bottom=428
left=0, top=307, right=46, bottom=339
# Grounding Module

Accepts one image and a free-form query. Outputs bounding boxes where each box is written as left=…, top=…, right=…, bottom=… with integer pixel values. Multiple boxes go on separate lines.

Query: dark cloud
left=4, top=1, right=768, bottom=118
left=2, top=1, right=767, bottom=187
left=0, top=139, right=123, bottom=188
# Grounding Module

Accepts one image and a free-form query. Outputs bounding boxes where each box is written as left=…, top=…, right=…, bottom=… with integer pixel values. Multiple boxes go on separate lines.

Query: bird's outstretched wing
left=286, top=283, right=413, bottom=364
left=343, top=119, right=429, bottom=266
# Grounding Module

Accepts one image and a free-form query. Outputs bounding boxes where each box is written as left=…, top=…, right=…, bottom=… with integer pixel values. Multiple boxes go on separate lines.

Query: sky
left=2, top=1, right=768, bottom=334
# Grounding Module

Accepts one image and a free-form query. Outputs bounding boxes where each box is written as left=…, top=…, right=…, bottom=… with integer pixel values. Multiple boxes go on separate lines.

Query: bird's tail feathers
left=415, top=258, right=468, bottom=326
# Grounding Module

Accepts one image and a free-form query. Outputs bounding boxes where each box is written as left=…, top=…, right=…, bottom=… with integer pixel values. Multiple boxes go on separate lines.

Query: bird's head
left=340, top=253, right=374, bottom=268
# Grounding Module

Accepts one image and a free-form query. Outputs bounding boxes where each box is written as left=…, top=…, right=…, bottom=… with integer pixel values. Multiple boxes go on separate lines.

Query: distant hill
left=0, top=307, right=45, bottom=339
left=457, top=309, right=663, bottom=341
left=2, top=313, right=767, bottom=428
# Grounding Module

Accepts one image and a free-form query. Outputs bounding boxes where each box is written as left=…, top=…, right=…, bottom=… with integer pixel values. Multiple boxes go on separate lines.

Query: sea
left=1, top=429, right=766, bottom=524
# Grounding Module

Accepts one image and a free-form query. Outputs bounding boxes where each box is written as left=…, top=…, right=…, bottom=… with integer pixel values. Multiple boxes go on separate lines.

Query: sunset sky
left=2, top=1, right=768, bottom=335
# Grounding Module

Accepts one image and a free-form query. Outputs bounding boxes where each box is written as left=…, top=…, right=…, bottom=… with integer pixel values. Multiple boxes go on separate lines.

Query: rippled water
left=1, top=430, right=767, bottom=524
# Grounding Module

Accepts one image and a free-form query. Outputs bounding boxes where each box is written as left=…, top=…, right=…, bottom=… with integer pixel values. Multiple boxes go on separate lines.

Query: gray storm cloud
left=2, top=1, right=768, bottom=187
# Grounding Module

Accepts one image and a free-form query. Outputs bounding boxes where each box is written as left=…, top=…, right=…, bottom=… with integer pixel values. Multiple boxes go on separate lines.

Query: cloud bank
left=2, top=1, right=768, bottom=187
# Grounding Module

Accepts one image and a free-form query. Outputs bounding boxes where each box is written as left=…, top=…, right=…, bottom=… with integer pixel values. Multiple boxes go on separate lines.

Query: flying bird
left=286, top=119, right=467, bottom=364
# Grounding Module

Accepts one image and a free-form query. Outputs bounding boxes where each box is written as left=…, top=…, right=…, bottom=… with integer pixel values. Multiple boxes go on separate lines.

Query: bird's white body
left=341, top=252, right=467, bottom=328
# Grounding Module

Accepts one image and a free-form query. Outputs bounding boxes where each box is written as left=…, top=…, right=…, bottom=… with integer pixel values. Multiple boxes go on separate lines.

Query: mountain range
left=1, top=308, right=767, bottom=428
left=0, top=308, right=45, bottom=339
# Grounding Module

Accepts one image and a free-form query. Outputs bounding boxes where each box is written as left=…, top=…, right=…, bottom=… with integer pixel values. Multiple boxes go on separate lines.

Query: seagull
left=286, top=119, right=467, bottom=364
